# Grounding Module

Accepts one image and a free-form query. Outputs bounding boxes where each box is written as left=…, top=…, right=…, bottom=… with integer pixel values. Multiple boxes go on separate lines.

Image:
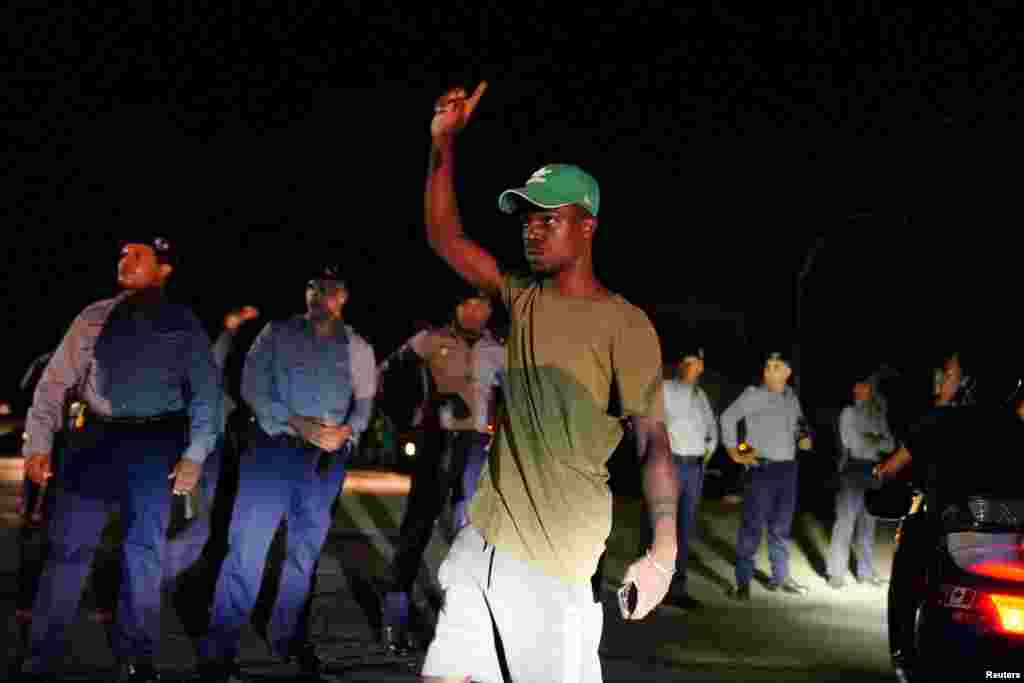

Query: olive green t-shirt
left=468, top=273, right=665, bottom=584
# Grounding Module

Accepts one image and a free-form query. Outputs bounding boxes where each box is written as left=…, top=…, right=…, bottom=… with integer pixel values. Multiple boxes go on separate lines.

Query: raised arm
left=426, top=83, right=504, bottom=299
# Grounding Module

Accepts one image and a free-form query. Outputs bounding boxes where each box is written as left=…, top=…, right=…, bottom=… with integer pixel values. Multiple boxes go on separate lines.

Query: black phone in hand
left=618, top=582, right=637, bottom=618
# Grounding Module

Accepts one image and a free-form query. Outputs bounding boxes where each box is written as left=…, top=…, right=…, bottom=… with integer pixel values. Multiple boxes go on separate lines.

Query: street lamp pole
left=792, top=212, right=872, bottom=393
left=793, top=234, right=825, bottom=393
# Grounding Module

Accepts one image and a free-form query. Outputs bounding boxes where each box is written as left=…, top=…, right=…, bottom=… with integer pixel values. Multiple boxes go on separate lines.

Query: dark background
left=4, top=3, right=1020, bottom=416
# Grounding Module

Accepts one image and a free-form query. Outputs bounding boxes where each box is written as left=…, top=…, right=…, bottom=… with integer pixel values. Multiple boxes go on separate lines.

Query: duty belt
left=92, top=410, right=188, bottom=426
left=276, top=432, right=318, bottom=451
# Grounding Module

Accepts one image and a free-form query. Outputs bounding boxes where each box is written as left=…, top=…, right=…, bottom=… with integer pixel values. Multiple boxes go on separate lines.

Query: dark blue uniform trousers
left=25, top=420, right=185, bottom=673
left=200, top=429, right=347, bottom=662
left=162, top=444, right=223, bottom=585
left=826, top=461, right=878, bottom=581
left=451, top=431, right=491, bottom=536
left=672, top=457, right=705, bottom=586
left=381, top=430, right=489, bottom=633
left=735, top=460, right=799, bottom=588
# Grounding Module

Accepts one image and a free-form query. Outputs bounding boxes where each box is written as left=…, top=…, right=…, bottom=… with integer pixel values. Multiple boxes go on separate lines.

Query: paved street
left=0, top=455, right=902, bottom=681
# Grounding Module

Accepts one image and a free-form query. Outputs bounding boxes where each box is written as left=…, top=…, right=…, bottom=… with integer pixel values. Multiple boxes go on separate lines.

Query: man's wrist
left=645, top=549, right=675, bottom=578
left=649, top=524, right=678, bottom=565
left=430, top=138, right=455, bottom=167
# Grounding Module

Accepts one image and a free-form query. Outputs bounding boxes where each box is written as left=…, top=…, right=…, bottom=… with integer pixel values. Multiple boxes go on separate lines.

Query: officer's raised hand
left=431, top=82, right=488, bottom=141
left=169, top=457, right=202, bottom=495
left=24, top=452, right=52, bottom=485
left=225, top=305, right=260, bottom=332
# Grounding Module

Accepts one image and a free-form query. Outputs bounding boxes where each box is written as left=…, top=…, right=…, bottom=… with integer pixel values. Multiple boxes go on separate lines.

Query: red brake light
left=968, top=561, right=1024, bottom=583
left=989, top=594, right=1024, bottom=635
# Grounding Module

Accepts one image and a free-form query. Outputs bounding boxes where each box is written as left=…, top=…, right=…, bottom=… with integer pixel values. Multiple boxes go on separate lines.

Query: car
left=0, top=408, right=25, bottom=454
left=868, top=406, right=1024, bottom=681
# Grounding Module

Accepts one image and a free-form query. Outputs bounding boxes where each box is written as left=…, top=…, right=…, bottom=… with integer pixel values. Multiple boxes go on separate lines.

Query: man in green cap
left=419, top=83, right=678, bottom=683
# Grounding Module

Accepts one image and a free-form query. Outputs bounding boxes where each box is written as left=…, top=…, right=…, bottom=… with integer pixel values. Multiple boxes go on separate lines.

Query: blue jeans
left=25, top=419, right=185, bottom=673
left=826, top=461, right=878, bottom=580
left=200, top=429, right=348, bottom=661
left=672, top=456, right=705, bottom=588
left=735, top=460, right=799, bottom=587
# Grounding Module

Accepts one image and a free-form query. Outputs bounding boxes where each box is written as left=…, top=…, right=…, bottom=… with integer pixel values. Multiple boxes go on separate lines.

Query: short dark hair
left=309, top=265, right=347, bottom=291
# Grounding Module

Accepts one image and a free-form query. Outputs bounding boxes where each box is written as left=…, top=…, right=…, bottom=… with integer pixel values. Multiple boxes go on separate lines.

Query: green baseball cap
left=498, top=164, right=600, bottom=217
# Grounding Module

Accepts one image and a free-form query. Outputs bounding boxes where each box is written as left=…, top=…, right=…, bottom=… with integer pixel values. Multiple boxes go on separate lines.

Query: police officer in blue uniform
left=198, top=267, right=376, bottom=682
left=19, top=236, right=223, bottom=683
left=377, top=290, right=504, bottom=653
left=17, top=306, right=259, bottom=641
left=721, top=351, right=814, bottom=601
left=826, top=371, right=895, bottom=589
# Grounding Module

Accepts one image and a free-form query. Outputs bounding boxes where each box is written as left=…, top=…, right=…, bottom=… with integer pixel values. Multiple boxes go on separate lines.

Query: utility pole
left=793, top=234, right=825, bottom=393
left=792, top=212, right=872, bottom=393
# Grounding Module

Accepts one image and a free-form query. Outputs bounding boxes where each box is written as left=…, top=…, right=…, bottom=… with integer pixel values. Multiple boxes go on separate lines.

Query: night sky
left=4, top=4, right=1021, bottom=412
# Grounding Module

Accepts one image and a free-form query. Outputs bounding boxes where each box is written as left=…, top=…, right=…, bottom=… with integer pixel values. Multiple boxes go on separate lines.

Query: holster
left=62, top=401, right=103, bottom=452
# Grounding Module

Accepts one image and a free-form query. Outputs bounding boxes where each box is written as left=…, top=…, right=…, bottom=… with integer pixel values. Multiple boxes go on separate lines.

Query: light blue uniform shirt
left=242, top=316, right=377, bottom=440
left=721, top=385, right=805, bottom=463
left=839, top=400, right=895, bottom=463
left=23, top=291, right=223, bottom=464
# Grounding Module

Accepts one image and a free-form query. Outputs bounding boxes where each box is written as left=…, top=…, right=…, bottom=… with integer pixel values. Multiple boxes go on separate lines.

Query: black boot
left=287, top=643, right=325, bottom=681
left=117, top=660, right=161, bottom=682
left=195, top=658, right=247, bottom=683
left=13, top=668, right=56, bottom=683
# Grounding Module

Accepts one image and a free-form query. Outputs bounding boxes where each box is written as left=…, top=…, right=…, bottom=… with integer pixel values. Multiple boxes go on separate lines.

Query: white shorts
left=422, top=526, right=604, bottom=683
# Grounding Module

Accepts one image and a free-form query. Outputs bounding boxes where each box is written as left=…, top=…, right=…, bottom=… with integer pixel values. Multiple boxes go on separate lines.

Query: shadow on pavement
left=695, top=517, right=772, bottom=589
left=686, top=550, right=732, bottom=593
left=791, top=515, right=829, bottom=580
left=696, top=516, right=738, bottom=567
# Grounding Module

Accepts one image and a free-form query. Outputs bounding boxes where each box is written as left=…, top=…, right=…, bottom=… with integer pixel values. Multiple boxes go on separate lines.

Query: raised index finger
left=465, top=81, right=489, bottom=115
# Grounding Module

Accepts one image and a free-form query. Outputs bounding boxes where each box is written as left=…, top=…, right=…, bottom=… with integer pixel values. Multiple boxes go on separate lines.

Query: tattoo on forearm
left=430, top=146, right=443, bottom=172
left=649, top=497, right=677, bottom=523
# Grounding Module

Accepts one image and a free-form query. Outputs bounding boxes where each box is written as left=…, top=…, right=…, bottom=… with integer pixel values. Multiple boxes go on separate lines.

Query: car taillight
left=989, top=594, right=1024, bottom=635
left=937, top=584, right=1024, bottom=635
left=968, top=561, right=1024, bottom=583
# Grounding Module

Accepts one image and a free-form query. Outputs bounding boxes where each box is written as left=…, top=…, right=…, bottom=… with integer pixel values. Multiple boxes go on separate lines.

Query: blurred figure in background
left=662, top=345, right=717, bottom=610
left=826, top=371, right=894, bottom=589
left=377, top=291, right=504, bottom=653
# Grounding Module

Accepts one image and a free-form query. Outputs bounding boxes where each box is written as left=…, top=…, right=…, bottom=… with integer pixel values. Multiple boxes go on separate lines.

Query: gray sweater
left=721, top=385, right=805, bottom=463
